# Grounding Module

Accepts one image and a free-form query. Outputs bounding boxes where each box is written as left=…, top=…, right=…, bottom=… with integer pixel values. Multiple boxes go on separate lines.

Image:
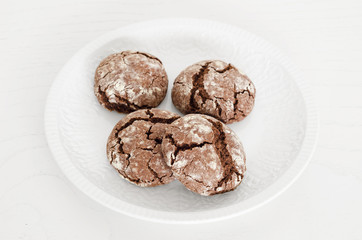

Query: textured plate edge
left=44, top=18, right=319, bottom=224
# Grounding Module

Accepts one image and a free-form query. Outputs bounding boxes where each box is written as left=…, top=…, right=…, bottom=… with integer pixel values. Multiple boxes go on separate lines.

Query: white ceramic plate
left=44, top=19, right=318, bottom=224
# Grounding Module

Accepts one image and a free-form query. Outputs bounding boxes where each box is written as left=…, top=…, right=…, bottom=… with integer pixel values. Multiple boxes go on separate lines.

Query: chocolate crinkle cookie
left=95, top=50, right=168, bottom=113
left=162, top=114, right=246, bottom=196
left=172, top=60, right=255, bottom=124
left=107, top=109, right=180, bottom=187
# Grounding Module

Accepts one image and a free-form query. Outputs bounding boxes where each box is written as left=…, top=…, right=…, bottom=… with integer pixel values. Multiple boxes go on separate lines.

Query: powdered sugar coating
left=162, top=114, right=246, bottom=196
left=95, top=51, right=168, bottom=113
left=107, top=109, right=180, bottom=187
left=172, top=60, right=255, bottom=124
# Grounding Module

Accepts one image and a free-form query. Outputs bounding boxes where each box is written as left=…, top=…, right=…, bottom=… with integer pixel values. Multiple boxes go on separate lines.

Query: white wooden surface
left=1, top=0, right=362, bottom=239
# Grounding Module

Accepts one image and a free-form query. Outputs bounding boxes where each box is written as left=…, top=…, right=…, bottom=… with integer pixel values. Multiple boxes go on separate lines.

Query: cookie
left=95, top=51, right=168, bottom=113
left=162, top=114, right=246, bottom=196
left=172, top=60, right=255, bottom=124
left=107, top=109, right=180, bottom=187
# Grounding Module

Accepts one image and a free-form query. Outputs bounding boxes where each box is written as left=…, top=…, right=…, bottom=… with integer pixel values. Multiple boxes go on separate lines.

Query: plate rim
left=44, top=18, right=319, bottom=224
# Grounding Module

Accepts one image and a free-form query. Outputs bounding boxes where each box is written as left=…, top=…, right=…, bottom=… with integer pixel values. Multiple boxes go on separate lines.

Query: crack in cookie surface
left=209, top=63, right=234, bottom=73
left=147, top=158, right=162, bottom=183
left=133, top=51, right=163, bottom=64
left=97, top=85, right=147, bottom=113
left=164, top=134, right=212, bottom=165
left=228, top=84, right=254, bottom=121
left=189, top=61, right=212, bottom=110
left=115, top=116, right=180, bottom=134
left=205, top=118, right=243, bottom=194
left=189, top=62, right=223, bottom=117
left=184, top=174, right=211, bottom=188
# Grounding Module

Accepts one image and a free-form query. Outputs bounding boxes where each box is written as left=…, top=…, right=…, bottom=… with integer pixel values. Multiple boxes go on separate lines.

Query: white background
left=1, top=0, right=362, bottom=239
